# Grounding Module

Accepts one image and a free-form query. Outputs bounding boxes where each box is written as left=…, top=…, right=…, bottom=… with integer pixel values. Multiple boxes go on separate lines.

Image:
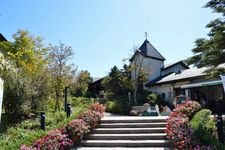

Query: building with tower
left=130, top=38, right=225, bottom=113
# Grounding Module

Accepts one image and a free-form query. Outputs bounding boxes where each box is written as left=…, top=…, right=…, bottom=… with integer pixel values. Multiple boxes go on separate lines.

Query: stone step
left=91, top=128, right=166, bottom=134
left=74, top=147, right=172, bottom=150
left=98, top=122, right=166, bottom=128
left=84, top=133, right=167, bottom=140
left=101, top=117, right=167, bottom=124
left=79, top=140, right=171, bottom=147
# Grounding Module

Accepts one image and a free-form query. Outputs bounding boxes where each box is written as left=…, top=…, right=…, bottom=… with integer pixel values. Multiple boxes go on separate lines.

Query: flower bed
left=165, top=101, right=201, bottom=149
left=20, top=103, right=105, bottom=150
left=166, top=100, right=225, bottom=150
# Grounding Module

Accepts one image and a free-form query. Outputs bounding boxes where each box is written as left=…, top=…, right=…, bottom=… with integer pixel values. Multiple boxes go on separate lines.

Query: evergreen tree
left=187, top=0, right=225, bottom=78
left=102, top=65, right=132, bottom=97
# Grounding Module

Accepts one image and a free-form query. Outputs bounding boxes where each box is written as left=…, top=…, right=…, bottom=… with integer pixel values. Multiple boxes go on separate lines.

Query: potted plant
left=147, top=93, right=158, bottom=106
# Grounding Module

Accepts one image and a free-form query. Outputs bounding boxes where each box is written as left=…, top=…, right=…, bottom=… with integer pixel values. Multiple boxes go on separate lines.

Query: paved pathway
left=73, top=114, right=171, bottom=150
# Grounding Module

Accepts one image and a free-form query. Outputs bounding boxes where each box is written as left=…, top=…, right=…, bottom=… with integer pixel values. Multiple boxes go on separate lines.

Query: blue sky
left=0, top=0, right=220, bottom=77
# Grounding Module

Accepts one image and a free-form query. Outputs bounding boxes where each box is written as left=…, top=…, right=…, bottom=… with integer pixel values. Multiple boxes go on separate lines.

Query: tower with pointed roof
left=130, top=39, right=165, bottom=84
left=0, top=33, right=7, bottom=42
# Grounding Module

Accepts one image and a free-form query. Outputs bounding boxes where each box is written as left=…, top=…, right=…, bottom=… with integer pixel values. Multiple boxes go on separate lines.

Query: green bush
left=0, top=127, right=46, bottom=150
left=105, top=100, right=117, bottom=112
left=190, top=109, right=225, bottom=149
left=105, top=99, right=129, bottom=114
left=19, top=119, right=39, bottom=130
left=46, top=111, right=66, bottom=127
left=70, top=97, right=94, bottom=106
left=138, top=90, right=151, bottom=104
left=41, top=98, right=56, bottom=112
left=147, top=93, right=158, bottom=105
left=190, top=109, right=216, bottom=135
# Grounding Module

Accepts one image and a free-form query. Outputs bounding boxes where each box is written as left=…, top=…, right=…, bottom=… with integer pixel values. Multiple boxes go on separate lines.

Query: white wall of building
left=147, top=81, right=190, bottom=103
left=130, top=54, right=164, bottom=82
left=148, top=84, right=173, bottom=101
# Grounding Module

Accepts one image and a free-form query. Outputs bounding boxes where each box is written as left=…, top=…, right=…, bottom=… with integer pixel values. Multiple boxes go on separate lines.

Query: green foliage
left=48, top=42, right=75, bottom=111
left=19, top=119, right=39, bottom=130
left=105, top=100, right=117, bottom=112
left=147, top=93, right=158, bottom=105
left=73, top=70, right=92, bottom=97
left=186, top=0, right=225, bottom=78
left=19, top=103, right=105, bottom=150
left=190, top=109, right=216, bottom=135
left=103, top=65, right=132, bottom=114
left=70, top=97, right=94, bottom=107
left=0, top=128, right=46, bottom=150
left=0, top=98, right=89, bottom=150
left=45, top=111, right=66, bottom=128
left=136, top=90, right=151, bottom=105
left=190, top=109, right=225, bottom=149
left=205, top=0, right=225, bottom=15
left=0, top=30, right=52, bottom=118
left=41, top=98, right=57, bottom=112
left=105, top=99, right=129, bottom=114
left=102, top=65, right=132, bottom=96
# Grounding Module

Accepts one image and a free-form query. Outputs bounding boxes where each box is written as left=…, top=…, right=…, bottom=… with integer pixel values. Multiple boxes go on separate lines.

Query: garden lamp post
left=66, top=103, right=71, bottom=118
left=64, top=86, right=70, bottom=112
left=40, top=112, right=45, bottom=130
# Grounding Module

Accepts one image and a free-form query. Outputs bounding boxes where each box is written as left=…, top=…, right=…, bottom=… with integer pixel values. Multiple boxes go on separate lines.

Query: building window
left=162, top=93, right=165, bottom=99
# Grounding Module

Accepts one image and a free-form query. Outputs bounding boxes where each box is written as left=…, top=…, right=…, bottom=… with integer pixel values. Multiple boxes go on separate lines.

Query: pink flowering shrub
left=33, top=129, right=73, bottom=150
left=89, top=103, right=106, bottom=114
left=20, top=129, right=73, bottom=150
left=174, top=100, right=201, bottom=119
left=64, top=119, right=90, bottom=142
left=165, top=111, right=197, bottom=149
left=165, top=101, right=202, bottom=149
left=78, top=110, right=102, bottom=129
left=20, top=145, right=35, bottom=150
left=20, top=103, right=106, bottom=150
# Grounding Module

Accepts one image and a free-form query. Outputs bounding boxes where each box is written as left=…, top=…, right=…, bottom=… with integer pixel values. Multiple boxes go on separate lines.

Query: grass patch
left=0, top=97, right=93, bottom=150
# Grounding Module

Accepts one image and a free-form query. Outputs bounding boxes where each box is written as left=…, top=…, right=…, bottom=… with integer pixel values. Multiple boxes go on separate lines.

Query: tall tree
left=48, top=42, right=74, bottom=111
left=0, top=30, right=51, bottom=117
left=74, top=70, right=92, bottom=96
left=130, top=53, right=147, bottom=105
left=103, top=65, right=132, bottom=97
left=127, top=44, right=149, bottom=105
left=187, top=0, right=225, bottom=78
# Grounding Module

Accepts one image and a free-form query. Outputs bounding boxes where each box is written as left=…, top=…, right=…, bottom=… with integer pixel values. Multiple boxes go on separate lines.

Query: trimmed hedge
left=190, top=109, right=225, bottom=150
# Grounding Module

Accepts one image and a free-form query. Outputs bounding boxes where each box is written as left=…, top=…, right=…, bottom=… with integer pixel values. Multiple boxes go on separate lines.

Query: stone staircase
left=74, top=116, right=171, bottom=150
